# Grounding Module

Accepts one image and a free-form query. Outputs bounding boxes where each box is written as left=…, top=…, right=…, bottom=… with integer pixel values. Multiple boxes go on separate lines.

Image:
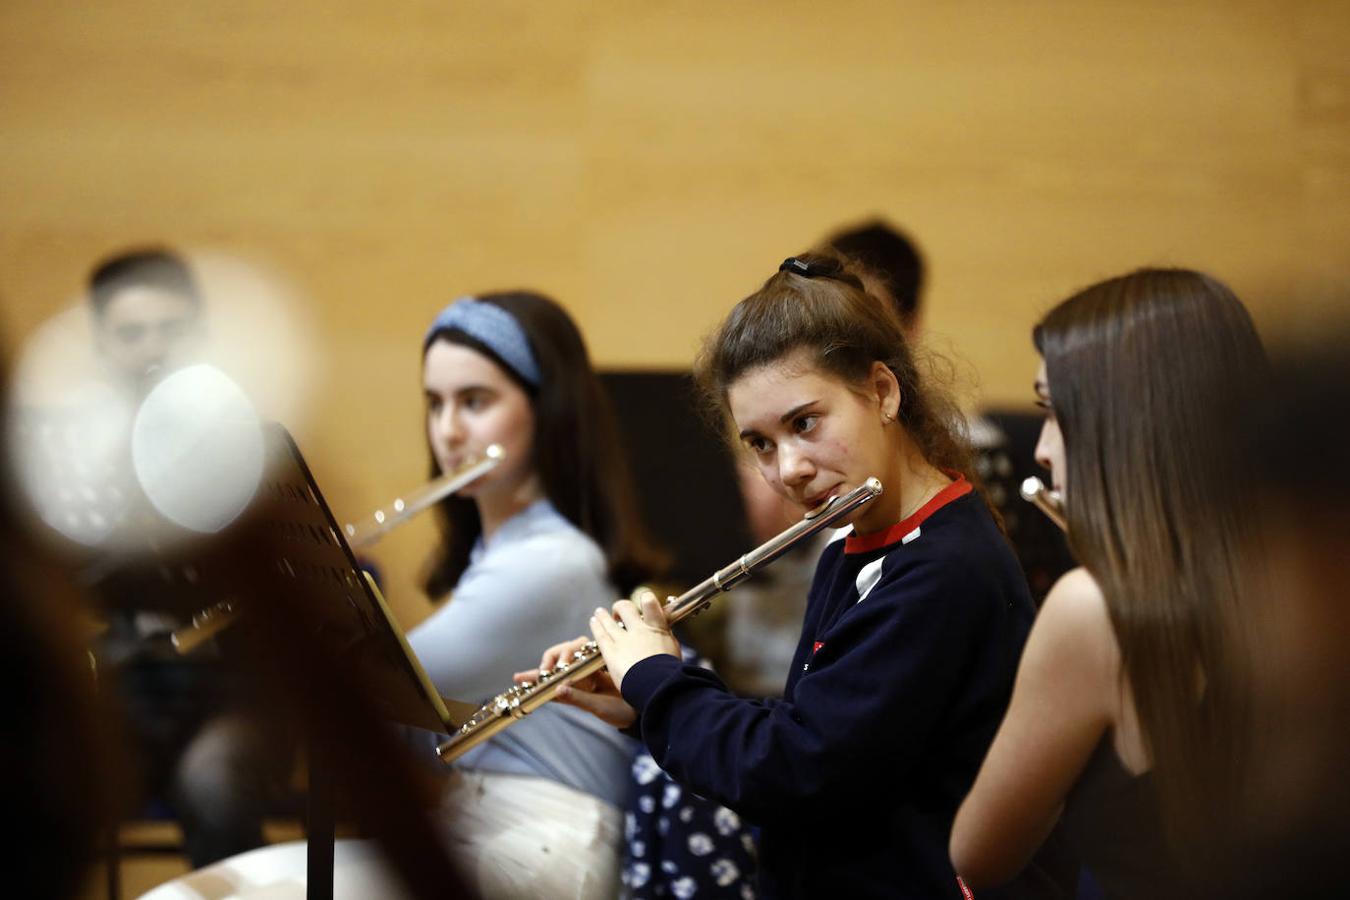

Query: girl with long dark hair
left=951, top=269, right=1266, bottom=897
left=407, top=290, right=662, bottom=898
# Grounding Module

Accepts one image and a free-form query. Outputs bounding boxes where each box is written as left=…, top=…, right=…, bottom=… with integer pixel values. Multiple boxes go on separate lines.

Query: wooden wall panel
left=2, top=0, right=1347, bottom=628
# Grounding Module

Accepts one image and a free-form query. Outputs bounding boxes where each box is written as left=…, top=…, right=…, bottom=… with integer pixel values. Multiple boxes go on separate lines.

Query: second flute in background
left=172, top=444, right=504, bottom=654
left=343, top=444, right=504, bottom=549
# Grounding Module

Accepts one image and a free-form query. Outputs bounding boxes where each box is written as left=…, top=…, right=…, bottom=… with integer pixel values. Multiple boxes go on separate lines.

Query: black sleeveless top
left=1058, top=734, right=1189, bottom=899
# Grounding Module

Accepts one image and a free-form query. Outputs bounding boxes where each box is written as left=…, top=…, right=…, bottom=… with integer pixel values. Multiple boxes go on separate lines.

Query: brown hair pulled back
left=695, top=252, right=981, bottom=499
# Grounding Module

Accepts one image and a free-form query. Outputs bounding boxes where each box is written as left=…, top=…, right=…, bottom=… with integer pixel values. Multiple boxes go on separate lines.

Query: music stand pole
left=305, top=712, right=335, bottom=900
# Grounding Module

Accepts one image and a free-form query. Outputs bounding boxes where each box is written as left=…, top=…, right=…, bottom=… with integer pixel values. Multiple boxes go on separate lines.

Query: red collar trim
left=843, top=473, right=972, bottom=555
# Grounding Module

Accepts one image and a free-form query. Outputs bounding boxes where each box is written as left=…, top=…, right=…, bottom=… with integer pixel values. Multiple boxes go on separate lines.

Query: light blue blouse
left=408, top=499, right=636, bottom=809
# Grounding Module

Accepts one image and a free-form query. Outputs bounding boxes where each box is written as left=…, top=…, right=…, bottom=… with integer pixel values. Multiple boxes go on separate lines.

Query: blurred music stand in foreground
left=145, top=424, right=477, bottom=899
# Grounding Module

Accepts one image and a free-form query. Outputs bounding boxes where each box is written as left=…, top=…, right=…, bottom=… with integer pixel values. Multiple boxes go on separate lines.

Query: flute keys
left=436, top=479, right=883, bottom=766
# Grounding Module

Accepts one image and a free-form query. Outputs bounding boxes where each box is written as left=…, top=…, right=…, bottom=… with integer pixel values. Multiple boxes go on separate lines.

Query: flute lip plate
left=1020, top=475, right=1044, bottom=501
left=1021, top=476, right=1062, bottom=505
left=803, top=477, right=883, bottom=520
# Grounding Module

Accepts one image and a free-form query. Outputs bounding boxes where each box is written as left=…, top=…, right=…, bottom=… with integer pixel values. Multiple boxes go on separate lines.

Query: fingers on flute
left=611, top=599, right=642, bottom=630
left=638, top=590, right=669, bottom=626
left=537, top=635, right=589, bottom=674
left=536, top=645, right=563, bottom=673
left=593, top=606, right=633, bottom=652
left=590, top=607, right=614, bottom=642
left=615, top=593, right=669, bottom=630
left=554, top=667, right=633, bottom=723
left=559, top=676, right=588, bottom=695
left=629, top=585, right=661, bottom=612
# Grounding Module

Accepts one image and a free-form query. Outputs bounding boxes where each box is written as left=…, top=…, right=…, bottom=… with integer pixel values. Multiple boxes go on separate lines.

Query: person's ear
left=871, top=361, right=901, bottom=425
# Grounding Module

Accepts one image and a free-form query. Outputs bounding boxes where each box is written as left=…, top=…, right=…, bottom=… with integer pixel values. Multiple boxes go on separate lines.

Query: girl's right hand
left=512, top=636, right=638, bottom=729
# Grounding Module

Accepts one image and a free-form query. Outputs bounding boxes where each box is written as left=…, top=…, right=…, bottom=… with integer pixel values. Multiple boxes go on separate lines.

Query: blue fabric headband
left=424, top=297, right=541, bottom=387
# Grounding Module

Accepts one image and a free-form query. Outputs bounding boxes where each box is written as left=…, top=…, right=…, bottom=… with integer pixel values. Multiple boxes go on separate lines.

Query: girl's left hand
left=590, top=589, right=681, bottom=691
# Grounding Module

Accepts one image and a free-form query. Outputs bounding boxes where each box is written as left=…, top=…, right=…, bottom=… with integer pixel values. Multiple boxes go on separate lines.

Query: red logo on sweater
left=812, top=641, right=824, bottom=655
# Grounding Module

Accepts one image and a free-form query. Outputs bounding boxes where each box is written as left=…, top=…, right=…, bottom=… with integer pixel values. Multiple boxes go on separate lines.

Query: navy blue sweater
left=621, top=480, right=1034, bottom=899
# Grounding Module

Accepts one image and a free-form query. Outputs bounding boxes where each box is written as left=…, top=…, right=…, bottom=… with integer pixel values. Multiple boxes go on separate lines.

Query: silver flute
left=1019, top=475, right=1066, bottom=531
left=343, top=444, right=504, bottom=549
left=437, top=476, right=884, bottom=764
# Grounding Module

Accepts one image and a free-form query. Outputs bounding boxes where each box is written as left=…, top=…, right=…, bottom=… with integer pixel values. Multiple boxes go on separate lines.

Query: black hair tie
left=779, top=257, right=813, bottom=276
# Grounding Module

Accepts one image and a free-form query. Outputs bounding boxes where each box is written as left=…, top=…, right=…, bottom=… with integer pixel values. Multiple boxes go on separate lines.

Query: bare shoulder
left=1045, top=566, right=1104, bottom=606
left=1026, top=567, right=1119, bottom=689
left=1041, top=568, right=1112, bottom=638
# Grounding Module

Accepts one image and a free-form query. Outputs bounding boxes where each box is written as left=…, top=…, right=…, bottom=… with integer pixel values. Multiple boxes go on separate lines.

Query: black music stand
left=141, top=424, right=476, bottom=899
